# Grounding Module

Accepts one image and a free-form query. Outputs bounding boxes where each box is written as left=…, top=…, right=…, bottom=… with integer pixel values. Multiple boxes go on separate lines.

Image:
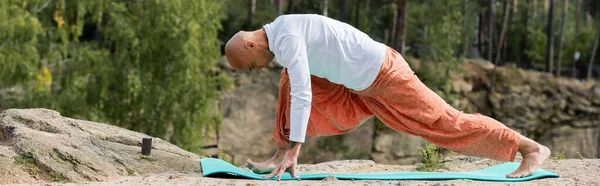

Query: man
left=224, top=14, right=550, bottom=181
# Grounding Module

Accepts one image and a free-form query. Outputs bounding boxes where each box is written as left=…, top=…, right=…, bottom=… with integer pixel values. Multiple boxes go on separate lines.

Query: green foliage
left=1, top=0, right=230, bottom=154
left=14, top=152, right=36, bottom=164
left=519, top=0, right=598, bottom=72
left=126, top=168, right=135, bottom=176
left=407, top=0, right=465, bottom=103
left=140, top=155, right=155, bottom=161
left=550, top=151, right=567, bottom=160
left=576, top=152, right=584, bottom=160
left=51, top=173, right=69, bottom=182
left=217, top=150, right=236, bottom=166
left=416, top=143, right=446, bottom=172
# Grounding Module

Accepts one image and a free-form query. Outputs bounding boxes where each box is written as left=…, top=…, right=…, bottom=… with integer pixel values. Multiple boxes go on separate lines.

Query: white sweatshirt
left=263, top=14, right=387, bottom=143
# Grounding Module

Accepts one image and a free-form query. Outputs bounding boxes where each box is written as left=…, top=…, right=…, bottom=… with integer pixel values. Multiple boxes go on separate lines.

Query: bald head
left=224, top=29, right=274, bottom=72
left=225, top=31, right=250, bottom=70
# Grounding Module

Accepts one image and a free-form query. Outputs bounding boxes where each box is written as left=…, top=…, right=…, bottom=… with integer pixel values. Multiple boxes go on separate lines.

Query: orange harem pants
left=273, top=47, right=520, bottom=162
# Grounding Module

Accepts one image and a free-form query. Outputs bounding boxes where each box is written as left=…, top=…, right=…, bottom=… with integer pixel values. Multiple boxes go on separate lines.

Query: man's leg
left=353, top=47, right=550, bottom=177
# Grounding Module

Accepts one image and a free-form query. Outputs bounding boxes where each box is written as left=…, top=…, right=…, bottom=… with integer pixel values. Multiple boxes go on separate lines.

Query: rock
left=0, top=109, right=201, bottom=184
left=569, top=96, right=592, bottom=106
left=540, top=126, right=598, bottom=158
left=451, top=80, right=472, bottom=94
left=371, top=127, right=425, bottom=165
left=168, top=175, right=182, bottom=179
left=218, top=81, right=279, bottom=164
left=322, top=175, right=338, bottom=181
left=300, top=118, right=375, bottom=164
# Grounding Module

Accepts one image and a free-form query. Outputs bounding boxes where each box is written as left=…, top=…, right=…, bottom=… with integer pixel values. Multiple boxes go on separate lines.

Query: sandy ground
left=4, top=156, right=600, bottom=186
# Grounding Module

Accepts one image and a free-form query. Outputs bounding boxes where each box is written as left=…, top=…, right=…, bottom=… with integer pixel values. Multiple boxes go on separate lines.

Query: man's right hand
left=245, top=148, right=286, bottom=174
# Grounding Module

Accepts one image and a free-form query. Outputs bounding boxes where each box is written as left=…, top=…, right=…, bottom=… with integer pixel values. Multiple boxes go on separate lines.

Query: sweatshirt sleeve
left=275, top=36, right=311, bottom=143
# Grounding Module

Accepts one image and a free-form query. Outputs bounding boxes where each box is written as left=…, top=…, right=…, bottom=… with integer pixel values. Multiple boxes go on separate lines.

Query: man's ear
left=245, top=41, right=257, bottom=49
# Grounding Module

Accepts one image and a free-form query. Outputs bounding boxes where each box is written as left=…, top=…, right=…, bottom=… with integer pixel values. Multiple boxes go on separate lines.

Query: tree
left=572, top=0, right=582, bottom=77
left=555, top=0, right=567, bottom=77
left=488, top=0, right=495, bottom=62
left=323, top=0, right=328, bottom=16
left=339, top=0, right=349, bottom=22
left=462, top=0, right=469, bottom=58
left=587, top=22, right=600, bottom=80
left=277, top=0, right=284, bottom=15
left=0, top=0, right=229, bottom=154
left=288, top=0, right=295, bottom=14
left=491, top=0, right=513, bottom=90
left=546, top=0, right=555, bottom=73
left=392, top=0, right=407, bottom=54
left=521, top=0, right=532, bottom=68
left=247, top=0, right=256, bottom=29
left=354, top=0, right=361, bottom=27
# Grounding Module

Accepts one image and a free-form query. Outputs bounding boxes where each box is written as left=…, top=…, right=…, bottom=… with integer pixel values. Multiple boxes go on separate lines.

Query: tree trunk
left=463, top=0, right=469, bottom=58
left=533, top=0, right=538, bottom=17
left=573, top=0, right=582, bottom=77
left=277, top=0, right=283, bottom=15
left=247, top=0, right=256, bottom=29
left=488, top=0, right=495, bottom=62
left=587, top=23, right=600, bottom=81
left=288, top=0, right=294, bottom=14
left=339, top=0, right=348, bottom=22
left=556, top=0, right=568, bottom=77
left=521, top=0, right=532, bottom=68
left=392, top=0, right=407, bottom=54
left=546, top=0, right=555, bottom=73
left=322, top=0, right=328, bottom=16
left=491, top=0, right=512, bottom=90
left=354, top=0, right=360, bottom=27
left=478, top=11, right=484, bottom=57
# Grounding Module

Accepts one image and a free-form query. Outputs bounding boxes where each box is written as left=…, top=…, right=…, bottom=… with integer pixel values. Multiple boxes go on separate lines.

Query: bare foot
left=506, top=137, right=551, bottom=178
left=247, top=159, right=278, bottom=174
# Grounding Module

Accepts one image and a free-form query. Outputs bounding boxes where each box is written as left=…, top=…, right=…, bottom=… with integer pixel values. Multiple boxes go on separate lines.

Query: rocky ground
left=4, top=156, right=600, bottom=186
left=2, top=108, right=599, bottom=186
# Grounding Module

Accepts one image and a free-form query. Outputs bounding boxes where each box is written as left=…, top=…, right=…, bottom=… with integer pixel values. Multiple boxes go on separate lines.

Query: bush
left=0, top=0, right=230, bottom=154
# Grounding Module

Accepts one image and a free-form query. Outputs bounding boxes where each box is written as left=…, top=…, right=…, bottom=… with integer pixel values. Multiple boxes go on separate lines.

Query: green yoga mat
left=200, top=158, right=559, bottom=181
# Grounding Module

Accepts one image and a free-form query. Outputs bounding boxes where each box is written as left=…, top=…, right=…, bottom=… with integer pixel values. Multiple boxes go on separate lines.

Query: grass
left=126, top=168, right=135, bottom=176
left=14, top=152, right=36, bottom=164
left=217, top=150, right=237, bottom=166
left=51, top=173, right=69, bottom=182
left=446, top=151, right=458, bottom=157
left=576, top=152, right=584, bottom=160
left=14, top=152, right=43, bottom=177
left=415, top=143, right=447, bottom=172
left=140, top=155, right=155, bottom=161
left=550, top=151, right=567, bottom=160
left=26, top=166, right=41, bottom=176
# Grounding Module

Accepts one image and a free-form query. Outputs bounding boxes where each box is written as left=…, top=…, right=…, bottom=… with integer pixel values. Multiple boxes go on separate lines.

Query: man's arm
left=282, top=36, right=311, bottom=145
left=262, top=35, right=310, bottom=180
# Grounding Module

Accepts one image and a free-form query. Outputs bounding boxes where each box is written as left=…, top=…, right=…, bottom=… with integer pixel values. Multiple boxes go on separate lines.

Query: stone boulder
left=371, top=127, right=426, bottom=165
left=0, top=109, right=201, bottom=184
